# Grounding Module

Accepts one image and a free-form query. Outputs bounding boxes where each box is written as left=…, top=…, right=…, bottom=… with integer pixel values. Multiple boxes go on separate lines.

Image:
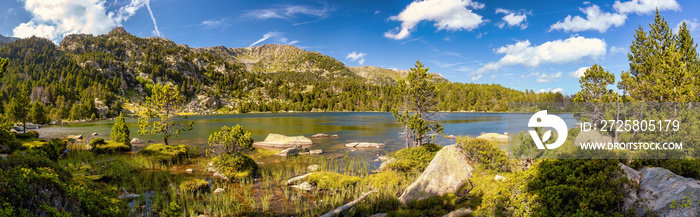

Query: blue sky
left=1, top=0, right=699, bottom=95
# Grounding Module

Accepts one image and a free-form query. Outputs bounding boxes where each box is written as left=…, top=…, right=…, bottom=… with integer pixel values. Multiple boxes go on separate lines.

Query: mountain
left=0, top=34, right=19, bottom=44
left=0, top=27, right=563, bottom=118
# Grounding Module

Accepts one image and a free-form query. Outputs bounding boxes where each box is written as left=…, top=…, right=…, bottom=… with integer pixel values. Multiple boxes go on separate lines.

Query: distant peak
left=108, top=27, right=128, bottom=35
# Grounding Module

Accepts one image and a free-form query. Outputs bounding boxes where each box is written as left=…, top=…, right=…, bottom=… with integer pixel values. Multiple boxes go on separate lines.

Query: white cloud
left=609, top=45, right=626, bottom=54
left=245, top=5, right=331, bottom=20
left=613, top=0, right=680, bottom=15
left=549, top=5, right=626, bottom=33
left=346, top=52, right=367, bottom=65
left=475, top=36, right=606, bottom=76
left=384, top=0, right=486, bottom=40
left=12, top=0, right=159, bottom=42
left=569, top=66, right=589, bottom=78
left=537, top=88, right=564, bottom=93
left=674, top=19, right=699, bottom=34
left=249, top=31, right=298, bottom=47
left=533, top=72, right=562, bottom=83
left=201, top=19, right=225, bottom=27
left=495, top=8, right=528, bottom=30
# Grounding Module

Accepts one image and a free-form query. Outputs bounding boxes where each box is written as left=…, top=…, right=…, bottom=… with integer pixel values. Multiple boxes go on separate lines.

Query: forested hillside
left=0, top=27, right=564, bottom=122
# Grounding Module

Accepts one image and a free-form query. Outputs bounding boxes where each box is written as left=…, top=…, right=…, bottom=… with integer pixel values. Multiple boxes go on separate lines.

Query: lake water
left=35, top=112, right=577, bottom=159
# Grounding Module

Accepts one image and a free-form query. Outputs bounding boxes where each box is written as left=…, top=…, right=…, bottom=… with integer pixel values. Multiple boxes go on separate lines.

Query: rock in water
left=308, top=164, right=319, bottom=172
left=623, top=165, right=700, bottom=216
left=344, top=142, right=385, bottom=148
left=398, top=145, right=473, bottom=205
left=130, top=138, right=141, bottom=144
left=91, top=132, right=99, bottom=136
left=292, top=181, right=315, bottom=191
left=253, top=133, right=313, bottom=148
left=275, top=147, right=302, bottom=157
left=308, top=149, right=323, bottom=155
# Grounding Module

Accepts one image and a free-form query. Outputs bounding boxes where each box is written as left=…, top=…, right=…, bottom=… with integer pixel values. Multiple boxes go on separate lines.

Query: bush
left=26, top=138, right=67, bottom=161
left=0, top=154, right=128, bottom=216
left=14, top=130, right=39, bottom=139
left=368, top=170, right=405, bottom=189
left=211, top=152, right=258, bottom=180
left=527, top=159, right=627, bottom=217
left=388, top=143, right=442, bottom=173
left=138, top=143, right=189, bottom=163
left=90, top=138, right=131, bottom=154
left=179, top=178, right=210, bottom=193
left=305, top=171, right=362, bottom=190
left=459, top=137, right=512, bottom=172
left=0, top=129, right=21, bottom=153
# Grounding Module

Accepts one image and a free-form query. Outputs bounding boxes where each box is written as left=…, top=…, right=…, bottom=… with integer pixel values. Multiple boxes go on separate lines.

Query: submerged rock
left=292, top=181, right=315, bottom=191
left=398, top=145, right=473, bottom=205
left=311, top=133, right=339, bottom=138
left=254, top=133, right=313, bottom=148
left=622, top=164, right=700, bottom=216
left=345, top=142, right=385, bottom=148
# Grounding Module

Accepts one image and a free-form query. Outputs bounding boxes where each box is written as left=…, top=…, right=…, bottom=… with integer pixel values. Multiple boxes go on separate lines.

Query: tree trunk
left=23, top=117, right=26, bottom=133
left=164, top=137, right=169, bottom=146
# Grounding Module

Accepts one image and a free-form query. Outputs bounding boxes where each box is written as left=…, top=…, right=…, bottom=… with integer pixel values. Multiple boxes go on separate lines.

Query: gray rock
left=398, top=145, right=473, bottom=205
left=308, top=149, right=323, bottom=155
left=213, top=171, right=229, bottom=181
left=118, top=193, right=140, bottom=200
left=130, top=138, right=141, bottom=144
left=185, top=168, right=194, bottom=174
left=623, top=166, right=700, bottom=216
left=494, top=174, right=506, bottom=182
left=446, top=135, right=457, bottom=139
left=369, top=213, right=388, bottom=217
left=442, top=208, right=473, bottom=217
left=377, top=155, right=389, bottom=161
left=292, top=181, right=315, bottom=191
left=311, top=134, right=339, bottom=138
left=345, top=142, right=385, bottom=148
left=0, top=154, right=7, bottom=160
left=376, top=158, right=396, bottom=172
left=253, top=133, right=313, bottom=148
left=308, top=164, right=319, bottom=172
left=67, top=134, right=83, bottom=140
left=91, top=132, right=99, bottom=136
left=213, top=188, right=225, bottom=194
left=275, top=147, right=302, bottom=157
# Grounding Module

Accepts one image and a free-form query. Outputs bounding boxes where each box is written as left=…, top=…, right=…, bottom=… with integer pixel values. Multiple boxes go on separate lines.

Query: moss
left=368, top=170, right=405, bottom=189
left=305, top=171, right=361, bottom=190
left=211, top=152, right=258, bottom=180
left=19, top=137, right=46, bottom=148
left=138, top=143, right=189, bottom=163
left=89, top=138, right=131, bottom=154
left=387, top=143, right=442, bottom=173
left=179, top=178, right=210, bottom=193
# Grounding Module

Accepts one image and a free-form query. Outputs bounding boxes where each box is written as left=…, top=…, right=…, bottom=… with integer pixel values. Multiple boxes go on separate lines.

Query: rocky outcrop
left=621, top=164, right=700, bottom=216
left=398, top=145, right=473, bottom=205
left=345, top=142, right=385, bottom=148
left=253, top=134, right=313, bottom=148
left=183, top=94, right=220, bottom=115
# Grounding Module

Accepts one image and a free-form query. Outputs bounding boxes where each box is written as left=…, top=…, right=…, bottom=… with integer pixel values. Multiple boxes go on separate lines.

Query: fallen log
left=320, top=189, right=378, bottom=217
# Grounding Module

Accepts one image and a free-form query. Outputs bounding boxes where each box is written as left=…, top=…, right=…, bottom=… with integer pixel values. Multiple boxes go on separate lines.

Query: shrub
left=211, top=152, right=258, bottom=180
left=388, top=143, right=442, bottom=173
left=368, top=170, right=405, bottom=189
left=528, top=159, right=627, bottom=217
left=179, top=178, right=210, bottom=193
left=14, top=130, right=39, bottom=139
left=305, top=171, right=362, bottom=190
left=138, top=143, right=189, bottom=163
left=110, top=112, right=131, bottom=147
left=0, top=154, right=127, bottom=216
left=91, top=141, right=131, bottom=154
left=459, top=137, right=512, bottom=172
left=26, top=138, right=67, bottom=161
left=0, top=129, right=21, bottom=153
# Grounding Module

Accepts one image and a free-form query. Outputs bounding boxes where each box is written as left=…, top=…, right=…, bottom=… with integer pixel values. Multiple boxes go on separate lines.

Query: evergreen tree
left=138, top=83, right=193, bottom=146
left=573, top=64, right=617, bottom=103
left=7, top=91, right=30, bottom=133
left=392, top=60, right=443, bottom=148
left=110, top=112, right=130, bottom=147
left=677, top=21, right=700, bottom=100
left=28, top=101, right=48, bottom=125
left=207, top=124, right=253, bottom=155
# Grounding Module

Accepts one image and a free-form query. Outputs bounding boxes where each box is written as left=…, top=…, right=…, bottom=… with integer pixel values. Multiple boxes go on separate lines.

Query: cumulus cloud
left=549, top=5, right=626, bottom=33
left=674, top=19, right=699, bottom=34
left=534, top=72, right=562, bottom=83
left=495, top=8, right=529, bottom=29
left=245, top=4, right=331, bottom=20
left=569, top=66, right=589, bottom=78
left=474, top=36, right=606, bottom=77
left=249, top=31, right=298, bottom=47
left=12, top=0, right=159, bottom=42
left=609, top=45, right=626, bottom=54
left=613, top=0, right=680, bottom=14
left=538, top=88, right=564, bottom=93
left=346, top=52, right=367, bottom=65
left=384, top=0, right=486, bottom=40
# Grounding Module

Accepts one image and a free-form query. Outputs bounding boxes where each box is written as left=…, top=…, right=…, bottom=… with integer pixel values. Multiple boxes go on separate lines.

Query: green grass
left=19, top=137, right=46, bottom=148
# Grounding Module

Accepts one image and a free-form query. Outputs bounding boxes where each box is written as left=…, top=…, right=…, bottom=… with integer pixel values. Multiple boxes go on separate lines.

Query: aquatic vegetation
left=138, top=143, right=190, bottom=163
left=179, top=178, right=210, bottom=193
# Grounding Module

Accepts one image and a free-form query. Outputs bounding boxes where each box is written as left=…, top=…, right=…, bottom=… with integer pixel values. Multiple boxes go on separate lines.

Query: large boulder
left=398, top=145, right=473, bottom=205
left=621, top=164, right=700, bottom=216
left=253, top=133, right=312, bottom=148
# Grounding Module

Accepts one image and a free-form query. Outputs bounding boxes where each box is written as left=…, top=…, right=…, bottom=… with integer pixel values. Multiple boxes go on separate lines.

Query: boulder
left=292, top=181, right=315, bottom=191
left=476, top=133, right=508, bottom=143
left=253, top=133, right=313, bottom=148
left=369, top=213, right=388, bottom=217
left=309, top=149, right=323, bottom=155
left=91, top=132, right=99, bottom=136
left=308, top=165, right=319, bottom=172
left=311, top=134, right=339, bottom=138
left=442, top=208, right=473, bottom=217
left=494, top=174, right=506, bottom=182
left=130, top=138, right=141, bottom=144
left=622, top=165, right=700, bottom=216
left=446, top=135, right=457, bottom=139
left=398, top=145, right=473, bottom=205
left=376, top=158, right=396, bottom=172
left=345, top=142, right=385, bottom=148
left=213, top=188, right=225, bottom=194
left=275, top=147, right=302, bottom=157
left=67, top=134, right=83, bottom=140
left=185, top=168, right=194, bottom=174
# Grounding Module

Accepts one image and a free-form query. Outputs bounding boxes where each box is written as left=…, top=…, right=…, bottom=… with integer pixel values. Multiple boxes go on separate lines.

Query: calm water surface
left=36, top=112, right=576, bottom=159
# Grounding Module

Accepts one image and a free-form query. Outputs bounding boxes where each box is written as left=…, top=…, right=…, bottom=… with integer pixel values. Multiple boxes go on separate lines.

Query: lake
left=35, top=112, right=578, bottom=159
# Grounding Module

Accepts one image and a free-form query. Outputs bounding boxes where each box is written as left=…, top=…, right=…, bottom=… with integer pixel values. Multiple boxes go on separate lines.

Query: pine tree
left=7, top=92, right=30, bottom=133
left=111, top=112, right=131, bottom=147
left=28, top=101, right=48, bottom=125
left=138, top=83, right=193, bottom=146
left=677, top=21, right=700, bottom=101
left=392, top=60, right=443, bottom=148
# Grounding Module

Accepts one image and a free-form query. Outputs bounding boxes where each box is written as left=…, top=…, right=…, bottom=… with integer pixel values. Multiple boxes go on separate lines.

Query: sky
left=1, top=0, right=699, bottom=95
